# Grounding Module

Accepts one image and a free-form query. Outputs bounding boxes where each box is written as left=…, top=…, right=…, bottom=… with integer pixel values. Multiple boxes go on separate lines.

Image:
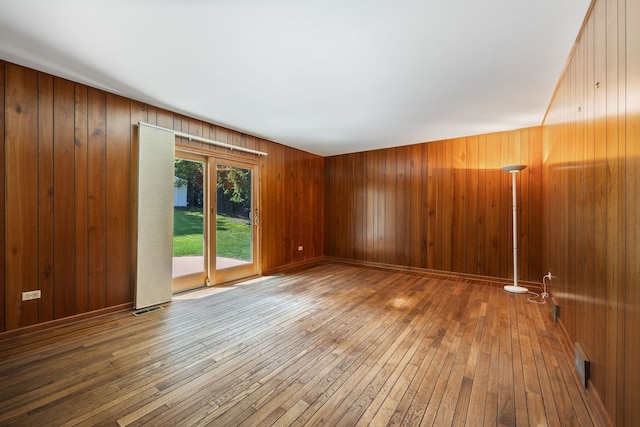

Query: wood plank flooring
left=0, top=263, right=600, bottom=426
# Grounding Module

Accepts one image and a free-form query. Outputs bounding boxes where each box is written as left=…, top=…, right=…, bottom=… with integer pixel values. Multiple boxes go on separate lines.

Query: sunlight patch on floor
left=234, top=276, right=279, bottom=286
left=173, top=286, right=236, bottom=300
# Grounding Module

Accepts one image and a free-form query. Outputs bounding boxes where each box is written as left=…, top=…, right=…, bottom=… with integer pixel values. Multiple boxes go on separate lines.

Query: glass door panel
left=214, top=161, right=258, bottom=283
left=172, top=155, right=207, bottom=293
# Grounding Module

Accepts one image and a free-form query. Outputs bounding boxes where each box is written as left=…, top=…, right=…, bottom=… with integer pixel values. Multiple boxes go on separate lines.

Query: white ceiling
left=0, top=0, right=590, bottom=156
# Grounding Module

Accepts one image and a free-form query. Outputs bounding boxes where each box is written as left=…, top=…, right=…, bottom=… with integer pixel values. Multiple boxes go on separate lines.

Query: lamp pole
left=501, top=165, right=528, bottom=294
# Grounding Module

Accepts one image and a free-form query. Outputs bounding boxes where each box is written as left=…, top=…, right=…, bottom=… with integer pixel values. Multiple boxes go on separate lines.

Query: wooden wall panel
left=603, top=0, right=623, bottom=421
left=324, top=127, right=543, bottom=282
left=5, top=64, right=39, bottom=330
left=375, top=150, right=386, bottom=264
left=439, top=140, right=452, bottom=272
left=409, top=144, right=421, bottom=267
left=74, top=84, right=89, bottom=315
left=384, top=148, right=397, bottom=266
left=365, top=150, right=376, bottom=262
left=484, top=133, right=502, bottom=277
left=87, top=88, right=107, bottom=312
left=613, top=0, right=626, bottom=420
left=465, top=136, right=479, bottom=274
left=105, top=94, right=131, bottom=307
left=592, top=0, right=607, bottom=398
left=541, top=0, right=638, bottom=424
left=395, top=147, right=407, bottom=266
left=451, top=138, right=466, bottom=273
left=0, top=61, right=4, bottom=332
left=499, top=132, right=510, bottom=279
left=289, top=149, right=302, bottom=260
left=528, top=127, right=543, bottom=284
left=53, top=78, right=76, bottom=319
left=476, top=135, right=487, bottom=274
left=425, top=142, right=437, bottom=269
left=624, top=0, right=639, bottom=423
left=1, top=61, right=324, bottom=334
left=37, top=74, right=54, bottom=323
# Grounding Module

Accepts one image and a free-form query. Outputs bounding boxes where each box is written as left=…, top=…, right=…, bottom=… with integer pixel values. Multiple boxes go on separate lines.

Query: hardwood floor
left=0, top=263, right=599, bottom=426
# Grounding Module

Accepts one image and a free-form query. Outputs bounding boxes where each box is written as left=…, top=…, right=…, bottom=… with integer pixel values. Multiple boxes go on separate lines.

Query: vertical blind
left=134, top=124, right=175, bottom=309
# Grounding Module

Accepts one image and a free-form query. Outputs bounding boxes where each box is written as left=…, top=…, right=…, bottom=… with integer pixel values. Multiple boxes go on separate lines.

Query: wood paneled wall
left=259, top=140, right=324, bottom=272
left=542, top=0, right=639, bottom=424
left=0, top=60, right=324, bottom=333
left=324, top=127, right=543, bottom=282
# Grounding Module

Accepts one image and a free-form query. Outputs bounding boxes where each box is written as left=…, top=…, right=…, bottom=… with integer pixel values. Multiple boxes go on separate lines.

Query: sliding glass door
left=172, top=153, right=258, bottom=292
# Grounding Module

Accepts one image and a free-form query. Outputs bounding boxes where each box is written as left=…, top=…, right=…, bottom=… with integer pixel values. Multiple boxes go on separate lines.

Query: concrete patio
left=172, top=256, right=250, bottom=278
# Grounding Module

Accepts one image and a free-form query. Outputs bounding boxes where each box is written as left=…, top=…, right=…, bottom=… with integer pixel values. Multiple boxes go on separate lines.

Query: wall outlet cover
left=22, top=290, right=42, bottom=301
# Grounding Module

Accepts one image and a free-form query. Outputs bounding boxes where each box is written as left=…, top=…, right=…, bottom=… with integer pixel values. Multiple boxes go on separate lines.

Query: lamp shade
left=501, top=164, right=527, bottom=173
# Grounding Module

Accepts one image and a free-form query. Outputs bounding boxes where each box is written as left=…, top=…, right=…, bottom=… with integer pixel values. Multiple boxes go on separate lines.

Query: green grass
left=216, top=215, right=252, bottom=260
left=173, top=208, right=204, bottom=256
left=173, top=208, right=251, bottom=260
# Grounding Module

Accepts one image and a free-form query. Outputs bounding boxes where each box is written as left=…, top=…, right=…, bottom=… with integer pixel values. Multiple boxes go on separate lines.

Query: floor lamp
left=501, top=164, right=528, bottom=294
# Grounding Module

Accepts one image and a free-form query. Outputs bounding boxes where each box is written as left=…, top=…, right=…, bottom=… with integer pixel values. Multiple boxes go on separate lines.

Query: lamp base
left=503, top=285, right=528, bottom=294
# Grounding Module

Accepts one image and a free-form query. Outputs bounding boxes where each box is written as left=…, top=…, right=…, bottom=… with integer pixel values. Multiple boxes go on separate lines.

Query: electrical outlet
left=298, top=246, right=303, bottom=251
left=22, top=290, right=42, bottom=301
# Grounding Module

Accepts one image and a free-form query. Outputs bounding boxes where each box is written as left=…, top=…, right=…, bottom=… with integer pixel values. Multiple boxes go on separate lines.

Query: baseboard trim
left=261, top=256, right=326, bottom=276
left=322, top=256, right=544, bottom=289
left=0, top=303, right=133, bottom=340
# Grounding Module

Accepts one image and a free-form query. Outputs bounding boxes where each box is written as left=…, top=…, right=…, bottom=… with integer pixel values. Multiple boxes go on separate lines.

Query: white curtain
left=135, top=124, right=174, bottom=309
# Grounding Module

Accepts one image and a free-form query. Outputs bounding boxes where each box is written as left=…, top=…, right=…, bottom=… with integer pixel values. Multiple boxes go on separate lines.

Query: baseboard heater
left=574, top=342, right=590, bottom=389
left=133, top=306, right=164, bottom=316
left=550, top=297, right=560, bottom=322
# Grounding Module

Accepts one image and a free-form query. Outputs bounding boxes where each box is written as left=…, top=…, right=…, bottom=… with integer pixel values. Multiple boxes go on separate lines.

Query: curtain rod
left=138, top=122, right=268, bottom=156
